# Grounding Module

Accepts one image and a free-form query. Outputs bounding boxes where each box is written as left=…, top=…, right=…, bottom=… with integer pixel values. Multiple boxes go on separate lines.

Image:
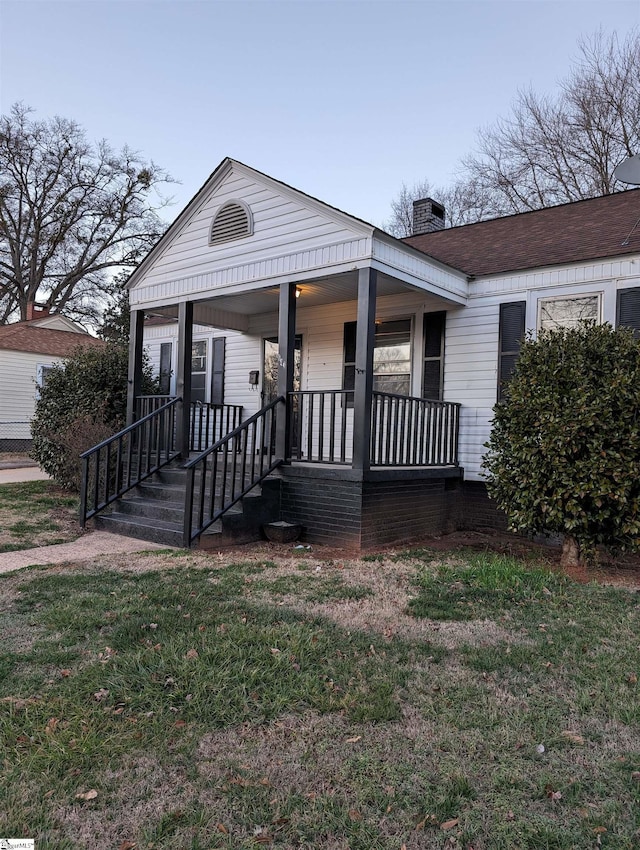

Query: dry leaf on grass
left=561, top=730, right=585, bottom=745
left=75, top=789, right=98, bottom=801
left=45, top=717, right=59, bottom=734
left=440, top=818, right=459, bottom=830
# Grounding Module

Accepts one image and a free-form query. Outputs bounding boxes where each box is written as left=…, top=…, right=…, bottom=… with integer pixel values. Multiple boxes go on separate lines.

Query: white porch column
left=175, top=301, right=194, bottom=459
left=276, top=282, right=297, bottom=461
left=352, top=267, right=377, bottom=471
left=126, top=309, right=145, bottom=425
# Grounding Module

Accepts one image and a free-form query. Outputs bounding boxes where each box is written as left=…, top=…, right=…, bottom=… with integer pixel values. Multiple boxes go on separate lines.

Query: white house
left=80, top=158, right=640, bottom=549
left=0, top=308, right=104, bottom=451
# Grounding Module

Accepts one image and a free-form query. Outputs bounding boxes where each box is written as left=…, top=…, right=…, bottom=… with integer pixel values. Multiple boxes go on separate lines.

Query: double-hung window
left=343, top=319, right=411, bottom=402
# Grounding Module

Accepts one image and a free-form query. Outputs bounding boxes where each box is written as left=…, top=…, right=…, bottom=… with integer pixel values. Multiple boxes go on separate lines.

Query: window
left=343, top=319, right=412, bottom=402
left=423, top=311, right=446, bottom=400
left=159, top=343, right=172, bottom=395
left=36, top=364, right=55, bottom=397
left=191, top=340, right=207, bottom=403
left=209, top=200, right=253, bottom=245
left=538, top=295, right=600, bottom=331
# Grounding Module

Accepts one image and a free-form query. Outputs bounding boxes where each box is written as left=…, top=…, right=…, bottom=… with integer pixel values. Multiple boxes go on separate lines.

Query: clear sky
left=1, top=0, right=639, bottom=228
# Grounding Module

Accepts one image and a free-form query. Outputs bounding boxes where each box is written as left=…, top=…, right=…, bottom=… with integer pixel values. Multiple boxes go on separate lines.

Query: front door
left=263, top=336, right=302, bottom=450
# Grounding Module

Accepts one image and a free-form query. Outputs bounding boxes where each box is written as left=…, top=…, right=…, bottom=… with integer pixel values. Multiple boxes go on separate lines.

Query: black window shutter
left=423, top=311, right=446, bottom=399
left=617, top=288, right=640, bottom=338
left=498, top=301, right=526, bottom=401
left=343, top=321, right=356, bottom=406
left=159, top=343, right=172, bottom=395
left=211, top=337, right=225, bottom=404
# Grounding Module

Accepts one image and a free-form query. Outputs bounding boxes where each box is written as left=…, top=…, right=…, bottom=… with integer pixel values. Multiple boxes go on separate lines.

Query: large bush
left=484, top=323, right=640, bottom=566
left=31, top=343, right=157, bottom=489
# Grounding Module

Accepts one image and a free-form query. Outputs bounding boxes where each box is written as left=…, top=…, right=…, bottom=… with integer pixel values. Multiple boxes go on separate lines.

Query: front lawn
left=0, top=480, right=80, bottom=552
left=0, top=547, right=638, bottom=848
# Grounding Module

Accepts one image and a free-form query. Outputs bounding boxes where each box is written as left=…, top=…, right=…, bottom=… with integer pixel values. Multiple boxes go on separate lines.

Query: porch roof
left=144, top=266, right=464, bottom=332
left=128, top=158, right=468, bottom=322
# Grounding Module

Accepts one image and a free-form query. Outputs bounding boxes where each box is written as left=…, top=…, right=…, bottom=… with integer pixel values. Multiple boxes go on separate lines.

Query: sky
left=1, top=0, right=639, bottom=229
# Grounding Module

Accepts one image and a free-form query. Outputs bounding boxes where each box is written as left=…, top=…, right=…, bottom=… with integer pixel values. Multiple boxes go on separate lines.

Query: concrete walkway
left=0, top=465, right=51, bottom=484
left=0, top=530, right=177, bottom=574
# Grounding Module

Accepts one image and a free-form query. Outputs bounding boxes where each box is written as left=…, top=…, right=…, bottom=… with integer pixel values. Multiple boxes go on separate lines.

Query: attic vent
left=209, top=200, right=253, bottom=245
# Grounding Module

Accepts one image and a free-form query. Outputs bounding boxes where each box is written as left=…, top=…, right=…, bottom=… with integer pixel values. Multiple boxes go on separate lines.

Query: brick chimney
left=26, top=300, right=51, bottom=321
left=412, top=198, right=445, bottom=235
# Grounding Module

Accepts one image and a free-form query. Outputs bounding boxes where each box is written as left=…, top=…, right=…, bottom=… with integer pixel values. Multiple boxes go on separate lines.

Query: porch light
left=295, top=286, right=302, bottom=298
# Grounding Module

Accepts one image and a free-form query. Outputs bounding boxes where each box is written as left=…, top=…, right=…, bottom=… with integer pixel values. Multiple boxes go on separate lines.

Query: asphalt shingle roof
left=403, top=188, right=640, bottom=277
left=0, top=323, right=105, bottom=356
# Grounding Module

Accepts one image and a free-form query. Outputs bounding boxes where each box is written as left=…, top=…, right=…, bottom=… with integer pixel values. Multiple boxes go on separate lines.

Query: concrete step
left=94, top=463, right=282, bottom=549
left=94, top=512, right=185, bottom=548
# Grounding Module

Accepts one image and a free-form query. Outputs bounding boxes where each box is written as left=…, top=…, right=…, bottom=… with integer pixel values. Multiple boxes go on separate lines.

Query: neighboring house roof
left=28, top=313, right=88, bottom=333
left=404, top=188, right=640, bottom=277
left=0, top=323, right=105, bottom=356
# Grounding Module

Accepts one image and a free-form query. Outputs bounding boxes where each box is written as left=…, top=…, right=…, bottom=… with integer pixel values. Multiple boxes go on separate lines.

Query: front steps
left=93, top=460, right=281, bottom=549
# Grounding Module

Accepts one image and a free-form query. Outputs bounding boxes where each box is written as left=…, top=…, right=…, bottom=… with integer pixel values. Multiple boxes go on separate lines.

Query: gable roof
left=127, top=157, right=378, bottom=291
left=403, top=188, right=640, bottom=277
left=0, top=323, right=105, bottom=356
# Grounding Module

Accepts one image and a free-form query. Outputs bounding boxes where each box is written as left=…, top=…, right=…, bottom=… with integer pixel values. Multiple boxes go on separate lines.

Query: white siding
left=446, top=260, right=640, bottom=480
left=0, top=351, right=63, bottom=438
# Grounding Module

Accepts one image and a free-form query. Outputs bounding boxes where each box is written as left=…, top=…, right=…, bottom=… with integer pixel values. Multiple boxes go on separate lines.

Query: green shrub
left=484, top=322, right=640, bottom=565
left=31, top=343, right=157, bottom=489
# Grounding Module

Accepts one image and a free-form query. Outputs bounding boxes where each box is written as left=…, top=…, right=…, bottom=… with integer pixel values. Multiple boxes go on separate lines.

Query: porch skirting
left=272, top=467, right=508, bottom=550
left=275, top=464, right=461, bottom=550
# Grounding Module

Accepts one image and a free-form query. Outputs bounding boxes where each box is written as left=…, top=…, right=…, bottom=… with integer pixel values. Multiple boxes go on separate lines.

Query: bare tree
left=383, top=178, right=492, bottom=237
left=388, top=29, right=640, bottom=232
left=0, top=104, right=173, bottom=324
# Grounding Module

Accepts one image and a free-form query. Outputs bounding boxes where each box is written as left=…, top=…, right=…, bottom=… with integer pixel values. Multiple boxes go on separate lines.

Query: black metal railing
left=135, top=395, right=174, bottom=418
left=288, top=389, right=460, bottom=467
left=289, top=390, right=351, bottom=463
left=79, top=397, right=180, bottom=526
left=371, top=392, right=460, bottom=466
left=136, top=396, right=244, bottom=453
left=189, top=401, right=244, bottom=452
left=182, top=396, right=285, bottom=547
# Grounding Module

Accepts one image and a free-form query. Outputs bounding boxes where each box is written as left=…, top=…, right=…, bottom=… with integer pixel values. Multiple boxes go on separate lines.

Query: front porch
left=79, top=380, right=462, bottom=550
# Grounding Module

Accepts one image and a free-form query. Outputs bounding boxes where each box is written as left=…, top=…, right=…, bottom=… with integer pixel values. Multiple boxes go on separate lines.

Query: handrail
left=79, top=397, right=181, bottom=526
left=182, top=396, right=285, bottom=547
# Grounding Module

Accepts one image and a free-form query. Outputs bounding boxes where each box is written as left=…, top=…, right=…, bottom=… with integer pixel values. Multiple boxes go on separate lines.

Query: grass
left=0, top=480, right=79, bottom=551
left=0, top=548, right=639, bottom=849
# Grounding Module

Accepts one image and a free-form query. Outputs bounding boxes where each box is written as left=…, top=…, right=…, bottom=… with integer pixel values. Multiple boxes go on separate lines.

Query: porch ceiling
left=148, top=270, right=457, bottom=327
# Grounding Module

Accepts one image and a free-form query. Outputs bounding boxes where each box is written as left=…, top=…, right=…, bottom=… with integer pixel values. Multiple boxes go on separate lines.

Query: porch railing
left=189, top=401, right=244, bottom=452
left=182, top=396, right=285, bottom=548
left=371, top=391, right=460, bottom=466
left=136, top=396, right=243, bottom=453
left=80, top=397, right=180, bottom=526
left=289, top=390, right=351, bottom=463
left=288, top=389, right=460, bottom=467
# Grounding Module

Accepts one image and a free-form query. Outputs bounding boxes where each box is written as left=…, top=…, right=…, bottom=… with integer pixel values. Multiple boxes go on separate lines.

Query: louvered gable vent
left=209, top=200, right=253, bottom=245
